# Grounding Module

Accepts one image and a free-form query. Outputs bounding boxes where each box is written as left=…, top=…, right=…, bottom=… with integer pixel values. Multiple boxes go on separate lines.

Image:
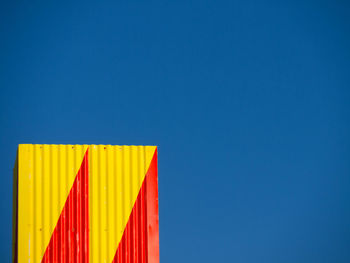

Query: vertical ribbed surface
left=112, top=148, right=158, bottom=263
left=89, top=145, right=156, bottom=263
left=17, top=145, right=89, bottom=263
left=41, top=148, right=89, bottom=263
left=14, top=144, right=159, bottom=263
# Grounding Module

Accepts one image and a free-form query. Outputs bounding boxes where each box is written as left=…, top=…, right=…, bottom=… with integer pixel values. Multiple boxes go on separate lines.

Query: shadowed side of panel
left=12, top=151, right=18, bottom=263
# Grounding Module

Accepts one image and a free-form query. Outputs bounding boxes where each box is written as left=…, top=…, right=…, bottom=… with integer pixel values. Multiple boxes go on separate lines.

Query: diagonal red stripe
left=41, top=148, right=89, bottom=263
left=112, top=148, right=159, bottom=263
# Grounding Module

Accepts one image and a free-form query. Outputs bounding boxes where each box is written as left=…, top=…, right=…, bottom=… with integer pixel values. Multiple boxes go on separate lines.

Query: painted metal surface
left=13, top=144, right=159, bottom=263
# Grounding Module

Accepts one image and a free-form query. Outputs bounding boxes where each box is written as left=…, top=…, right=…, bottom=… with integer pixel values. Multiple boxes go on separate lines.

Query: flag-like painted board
left=13, top=144, right=159, bottom=263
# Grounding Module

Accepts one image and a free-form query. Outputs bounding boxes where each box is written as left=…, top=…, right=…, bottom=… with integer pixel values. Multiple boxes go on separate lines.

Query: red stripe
left=41, top=148, right=89, bottom=263
left=112, top=148, right=159, bottom=263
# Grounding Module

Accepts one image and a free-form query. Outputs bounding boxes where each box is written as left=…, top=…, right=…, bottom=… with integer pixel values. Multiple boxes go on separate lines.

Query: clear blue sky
left=1, top=1, right=350, bottom=262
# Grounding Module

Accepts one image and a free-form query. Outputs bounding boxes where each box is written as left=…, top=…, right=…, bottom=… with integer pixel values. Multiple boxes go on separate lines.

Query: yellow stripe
left=89, top=145, right=156, bottom=263
left=17, top=144, right=88, bottom=263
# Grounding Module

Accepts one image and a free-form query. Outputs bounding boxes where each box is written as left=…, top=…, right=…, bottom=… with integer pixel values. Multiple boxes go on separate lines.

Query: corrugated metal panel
left=13, top=144, right=159, bottom=263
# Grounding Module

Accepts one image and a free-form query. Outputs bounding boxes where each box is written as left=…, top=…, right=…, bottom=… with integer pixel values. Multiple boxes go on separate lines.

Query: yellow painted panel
left=16, top=144, right=156, bottom=263
left=17, top=144, right=88, bottom=263
left=89, top=145, right=156, bottom=263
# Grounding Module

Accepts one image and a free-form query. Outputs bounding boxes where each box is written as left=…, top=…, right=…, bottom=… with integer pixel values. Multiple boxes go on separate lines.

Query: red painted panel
left=41, top=148, right=89, bottom=263
left=112, top=149, right=159, bottom=263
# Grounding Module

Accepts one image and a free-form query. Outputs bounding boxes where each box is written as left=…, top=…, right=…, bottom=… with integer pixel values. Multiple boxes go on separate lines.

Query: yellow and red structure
left=13, top=144, right=159, bottom=263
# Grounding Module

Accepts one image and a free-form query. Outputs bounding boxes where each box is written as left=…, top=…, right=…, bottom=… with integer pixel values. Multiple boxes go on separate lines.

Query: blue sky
left=1, top=1, right=350, bottom=262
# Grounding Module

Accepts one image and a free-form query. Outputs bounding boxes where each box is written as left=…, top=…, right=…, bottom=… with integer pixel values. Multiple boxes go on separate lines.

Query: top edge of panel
left=18, top=144, right=157, bottom=147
